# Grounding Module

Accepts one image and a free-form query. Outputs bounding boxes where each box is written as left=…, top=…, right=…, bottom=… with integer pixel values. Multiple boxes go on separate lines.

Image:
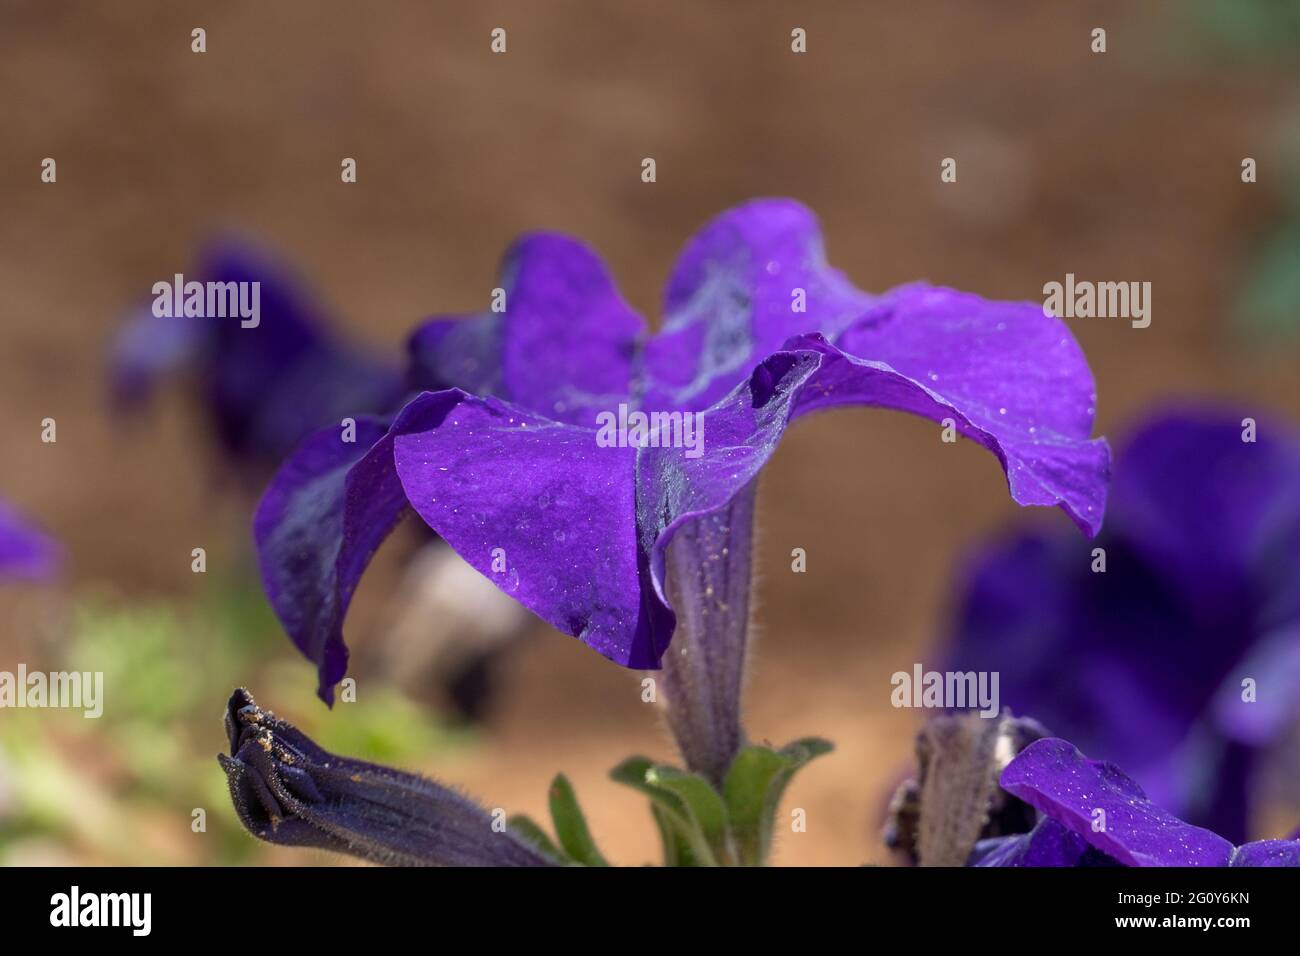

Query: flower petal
left=971, top=818, right=1093, bottom=867
left=112, top=238, right=403, bottom=467
left=253, top=414, right=407, bottom=703
left=198, top=240, right=404, bottom=461
left=831, top=285, right=1108, bottom=533
left=1230, top=839, right=1300, bottom=867
left=1000, top=738, right=1234, bottom=866
left=643, top=198, right=874, bottom=412
left=407, top=234, right=644, bottom=425
left=0, top=500, right=61, bottom=580
left=390, top=392, right=648, bottom=664
left=1105, top=410, right=1300, bottom=626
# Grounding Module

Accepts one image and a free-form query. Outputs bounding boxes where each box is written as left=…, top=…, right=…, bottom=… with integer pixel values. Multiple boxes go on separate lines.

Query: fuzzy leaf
left=547, top=774, right=608, bottom=867
left=610, top=756, right=718, bottom=866
left=724, top=738, right=833, bottom=865
left=644, top=766, right=734, bottom=865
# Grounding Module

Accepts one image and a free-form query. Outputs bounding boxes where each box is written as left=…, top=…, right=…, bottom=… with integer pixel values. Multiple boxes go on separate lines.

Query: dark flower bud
left=218, top=688, right=553, bottom=866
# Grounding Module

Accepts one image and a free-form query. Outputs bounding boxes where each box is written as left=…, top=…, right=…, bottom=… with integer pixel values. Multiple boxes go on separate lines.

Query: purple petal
left=0, top=501, right=61, bottom=580
left=831, top=285, right=1108, bottom=534
left=1231, top=840, right=1300, bottom=867
left=392, top=390, right=646, bottom=663
left=1001, top=738, right=1234, bottom=866
left=198, top=240, right=404, bottom=461
left=642, top=198, right=873, bottom=411
left=408, top=234, right=644, bottom=426
left=112, top=238, right=403, bottom=468
left=642, top=201, right=1108, bottom=538
left=971, top=818, right=1092, bottom=867
left=253, top=415, right=406, bottom=703
left=1106, top=410, right=1300, bottom=625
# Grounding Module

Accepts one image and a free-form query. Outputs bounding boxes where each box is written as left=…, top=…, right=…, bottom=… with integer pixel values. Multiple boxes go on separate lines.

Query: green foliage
left=547, top=774, right=609, bottom=866
left=505, top=775, right=610, bottom=867
left=0, top=580, right=464, bottom=866
left=610, top=739, right=833, bottom=867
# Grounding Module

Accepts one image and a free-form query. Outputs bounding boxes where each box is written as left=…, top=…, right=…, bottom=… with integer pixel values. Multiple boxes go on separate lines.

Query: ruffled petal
left=407, top=234, right=644, bottom=426
left=1001, top=738, right=1234, bottom=866
left=253, top=415, right=407, bottom=703
left=642, top=198, right=874, bottom=412
left=831, top=284, right=1108, bottom=533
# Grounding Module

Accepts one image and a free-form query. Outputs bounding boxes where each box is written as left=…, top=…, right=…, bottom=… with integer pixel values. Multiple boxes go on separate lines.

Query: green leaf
left=644, top=766, right=735, bottom=865
left=547, top=774, right=609, bottom=867
left=723, top=737, right=833, bottom=865
left=610, top=756, right=717, bottom=866
left=651, top=803, right=700, bottom=867
left=722, top=746, right=793, bottom=865
left=507, top=814, right=570, bottom=865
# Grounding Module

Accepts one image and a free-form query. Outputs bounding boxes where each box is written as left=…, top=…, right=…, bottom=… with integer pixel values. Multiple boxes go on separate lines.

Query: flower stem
left=661, top=482, right=757, bottom=787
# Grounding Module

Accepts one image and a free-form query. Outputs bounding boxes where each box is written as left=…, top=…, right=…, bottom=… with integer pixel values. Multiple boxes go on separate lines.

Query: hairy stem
left=660, top=482, right=757, bottom=786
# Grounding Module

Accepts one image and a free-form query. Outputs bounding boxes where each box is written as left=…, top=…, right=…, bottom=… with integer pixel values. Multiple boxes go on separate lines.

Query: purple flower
left=945, top=410, right=1300, bottom=842
left=975, top=737, right=1300, bottom=866
left=218, top=688, right=552, bottom=866
left=111, top=238, right=404, bottom=474
left=255, top=199, right=1109, bottom=778
left=0, top=499, right=60, bottom=580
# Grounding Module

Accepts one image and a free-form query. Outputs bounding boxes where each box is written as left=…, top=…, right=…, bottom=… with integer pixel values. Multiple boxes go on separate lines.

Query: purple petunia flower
left=974, top=737, right=1300, bottom=866
left=111, top=238, right=404, bottom=474
left=945, top=410, right=1300, bottom=843
left=0, top=499, right=60, bottom=581
left=255, top=198, right=1109, bottom=777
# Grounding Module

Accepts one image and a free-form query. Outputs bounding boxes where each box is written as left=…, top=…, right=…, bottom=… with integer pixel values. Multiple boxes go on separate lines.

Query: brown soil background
left=1, top=1, right=1297, bottom=865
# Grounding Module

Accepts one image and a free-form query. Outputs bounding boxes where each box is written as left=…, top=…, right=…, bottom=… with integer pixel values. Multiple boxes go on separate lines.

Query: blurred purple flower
left=254, top=199, right=1109, bottom=775
left=945, top=410, right=1300, bottom=842
left=110, top=238, right=404, bottom=474
left=0, top=499, right=60, bottom=580
left=974, top=737, right=1300, bottom=867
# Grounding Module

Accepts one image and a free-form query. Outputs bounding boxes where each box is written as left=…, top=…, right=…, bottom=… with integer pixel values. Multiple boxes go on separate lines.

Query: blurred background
left=1, top=1, right=1298, bottom=865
